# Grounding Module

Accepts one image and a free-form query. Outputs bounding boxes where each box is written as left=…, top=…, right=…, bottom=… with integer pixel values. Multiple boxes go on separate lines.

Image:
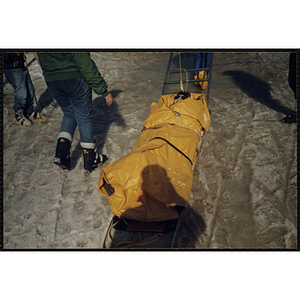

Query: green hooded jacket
left=37, top=52, right=109, bottom=97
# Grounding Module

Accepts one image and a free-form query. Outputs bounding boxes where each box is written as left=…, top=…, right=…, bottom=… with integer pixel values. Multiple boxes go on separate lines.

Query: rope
left=179, top=52, right=184, bottom=91
left=183, top=69, right=189, bottom=91
left=192, top=130, right=205, bottom=172
left=107, top=218, right=164, bottom=249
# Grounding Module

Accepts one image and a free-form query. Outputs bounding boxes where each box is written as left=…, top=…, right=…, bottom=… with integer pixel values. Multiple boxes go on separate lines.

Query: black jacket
left=4, top=53, right=25, bottom=69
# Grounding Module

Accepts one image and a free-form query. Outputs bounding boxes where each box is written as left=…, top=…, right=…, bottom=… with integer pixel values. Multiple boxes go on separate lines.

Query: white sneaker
left=15, top=109, right=32, bottom=127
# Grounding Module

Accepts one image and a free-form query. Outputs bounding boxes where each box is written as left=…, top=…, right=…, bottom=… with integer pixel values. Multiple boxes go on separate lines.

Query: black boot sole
left=53, top=157, right=71, bottom=171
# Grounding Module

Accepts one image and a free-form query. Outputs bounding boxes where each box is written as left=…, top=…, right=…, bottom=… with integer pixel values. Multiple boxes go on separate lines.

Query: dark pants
left=288, top=53, right=297, bottom=99
left=194, top=53, right=212, bottom=76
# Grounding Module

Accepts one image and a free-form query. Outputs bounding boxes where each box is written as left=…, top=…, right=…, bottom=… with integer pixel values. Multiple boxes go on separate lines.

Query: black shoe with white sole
left=82, top=147, right=108, bottom=174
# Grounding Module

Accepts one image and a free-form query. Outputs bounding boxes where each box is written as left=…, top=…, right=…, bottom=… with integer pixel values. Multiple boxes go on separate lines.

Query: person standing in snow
left=37, top=52, right=113, bottom=174
left=4, top=52, right=36, bottom=126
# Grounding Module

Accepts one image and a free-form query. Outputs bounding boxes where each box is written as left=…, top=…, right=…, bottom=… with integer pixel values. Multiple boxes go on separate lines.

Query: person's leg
left=4, top=67, right=32, bottom=126
left=288, top=53, right=297, bottom=99
left=48, top=77, right=107, bottom=172
left=47, top=79, right=78, bottom=139
left=69, top=78, right=107, bottom=173
left=4, top=67, right=29, bottom=111
left=193, top=53, right=201, bottom=76
left=47, top=80, right=78, bottom=170
left=23, top=67, right=35, bottom=117
left=281, top=53, right=297, bottom=124
left=199, top=53, right=205, bottom=69
left=205, top=53, right=212, bottom=69
left=66, top=78, right=94, bottom=144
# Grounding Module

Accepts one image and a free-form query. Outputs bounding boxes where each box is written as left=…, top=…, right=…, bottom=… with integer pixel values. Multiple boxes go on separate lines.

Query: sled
left=101, top=129, right=206, bottom=249
left=100, top=52, right=212, bottom=249
left=102, top=215, right=183, bottom=249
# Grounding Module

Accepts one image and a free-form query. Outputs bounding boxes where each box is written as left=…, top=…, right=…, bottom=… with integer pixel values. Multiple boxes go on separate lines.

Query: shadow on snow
left=223, top=70, right=295, bottom=116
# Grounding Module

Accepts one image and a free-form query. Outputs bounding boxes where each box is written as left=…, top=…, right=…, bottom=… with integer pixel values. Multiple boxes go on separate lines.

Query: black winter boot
left=53, top=138, right=71, bottom=170
left=82, top=147, right=108, bottom=174
left=281, top=112, right=297, bottom=123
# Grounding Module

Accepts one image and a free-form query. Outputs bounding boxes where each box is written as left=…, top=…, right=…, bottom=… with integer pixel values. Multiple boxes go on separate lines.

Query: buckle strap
left=150, top=137, right=193, bottom=166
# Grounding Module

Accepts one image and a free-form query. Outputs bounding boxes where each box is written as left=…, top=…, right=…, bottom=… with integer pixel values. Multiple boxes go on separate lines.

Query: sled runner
left=102, top=216, right=182, bottom=249
left=100, top=52, right=212, bottom=249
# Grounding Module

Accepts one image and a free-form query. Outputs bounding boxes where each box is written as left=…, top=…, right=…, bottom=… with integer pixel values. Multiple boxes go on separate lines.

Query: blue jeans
left=4, top=66, right=34, bottom=116
left=47, top=78, right=95, bottom=144
left=193, top=53, right=212, bottom=76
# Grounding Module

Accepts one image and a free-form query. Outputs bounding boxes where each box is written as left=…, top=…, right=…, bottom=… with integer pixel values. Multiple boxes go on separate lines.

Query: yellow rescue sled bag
left=98, top=93, right=210, bottom=222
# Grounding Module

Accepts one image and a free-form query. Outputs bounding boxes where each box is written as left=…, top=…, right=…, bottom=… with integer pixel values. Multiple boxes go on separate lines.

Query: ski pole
left=23, top=53, right=45, bottom=122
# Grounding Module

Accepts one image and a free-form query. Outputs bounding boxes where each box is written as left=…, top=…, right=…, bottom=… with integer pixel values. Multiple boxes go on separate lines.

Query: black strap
left=103, top=179, right=115, bottom=196
left=150, top=137, right=193, bottom=166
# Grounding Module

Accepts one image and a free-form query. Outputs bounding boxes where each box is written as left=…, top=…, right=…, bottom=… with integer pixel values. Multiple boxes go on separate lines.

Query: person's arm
left=105, top=93, right=113, bottom=106
left=72, top=53, right=113, bottom=106
left=71, top=53, right=108, bottom=95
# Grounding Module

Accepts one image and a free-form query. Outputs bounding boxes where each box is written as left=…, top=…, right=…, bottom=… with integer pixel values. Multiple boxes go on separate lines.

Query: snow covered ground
left=2, top=51, right=297, bottom=249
